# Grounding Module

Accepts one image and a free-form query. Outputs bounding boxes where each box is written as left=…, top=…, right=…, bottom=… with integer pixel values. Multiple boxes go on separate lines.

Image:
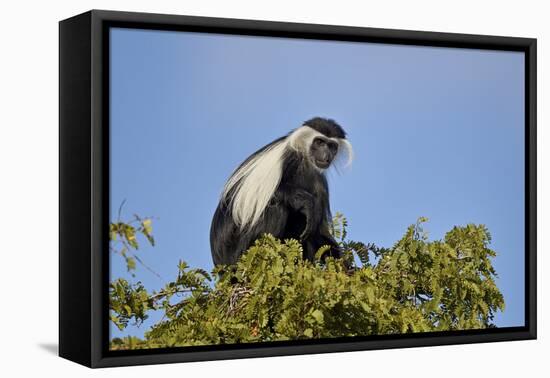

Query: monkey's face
left=310, top=137, right=339, bottom=169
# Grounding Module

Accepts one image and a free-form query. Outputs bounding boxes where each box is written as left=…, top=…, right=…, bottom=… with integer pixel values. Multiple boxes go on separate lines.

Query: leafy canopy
left=109, top=213, right=504, bottom=350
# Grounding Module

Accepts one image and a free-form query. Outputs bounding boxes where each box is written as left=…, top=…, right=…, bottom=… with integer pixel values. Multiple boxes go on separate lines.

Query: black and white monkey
left=210, top=117, right=353, bottom=266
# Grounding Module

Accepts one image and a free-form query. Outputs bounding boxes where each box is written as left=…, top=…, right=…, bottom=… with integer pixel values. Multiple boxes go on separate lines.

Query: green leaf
left=311, top=309, right=324, bottom=324
left=366, top=287, right=375, bottom=303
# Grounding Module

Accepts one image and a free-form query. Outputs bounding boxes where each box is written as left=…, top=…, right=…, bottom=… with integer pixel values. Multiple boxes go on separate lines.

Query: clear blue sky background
left=109, top=28, right=525, bottom=339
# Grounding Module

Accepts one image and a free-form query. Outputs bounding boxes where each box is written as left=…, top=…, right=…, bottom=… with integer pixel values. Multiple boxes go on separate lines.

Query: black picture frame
left=59, top=9, right=537, bottom=368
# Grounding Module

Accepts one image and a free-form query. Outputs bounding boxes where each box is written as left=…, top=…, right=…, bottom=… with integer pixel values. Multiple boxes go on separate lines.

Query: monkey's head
left=289, top=117, right=353, bottom=171
left=310, top=136, right=338, bottom=169
left=220, top=116, right=352, bottom=230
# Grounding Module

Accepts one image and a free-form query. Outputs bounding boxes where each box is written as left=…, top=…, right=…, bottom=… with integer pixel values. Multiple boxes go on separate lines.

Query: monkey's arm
left=287, top=189, right=322, bottom=241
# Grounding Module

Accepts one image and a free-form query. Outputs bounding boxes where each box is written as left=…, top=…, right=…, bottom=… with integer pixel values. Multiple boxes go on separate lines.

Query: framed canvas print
left=59, top=10, right=537, bottom=368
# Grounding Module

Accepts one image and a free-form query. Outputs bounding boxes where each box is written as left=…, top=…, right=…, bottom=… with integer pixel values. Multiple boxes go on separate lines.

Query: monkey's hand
left=300, top=228, right=311, bottom=241
left=300, top=213, right=314, bottom=240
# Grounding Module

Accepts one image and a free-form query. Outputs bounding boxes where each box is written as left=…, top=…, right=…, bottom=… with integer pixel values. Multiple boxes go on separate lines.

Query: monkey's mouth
left=315, top=159, right=331, bottom=169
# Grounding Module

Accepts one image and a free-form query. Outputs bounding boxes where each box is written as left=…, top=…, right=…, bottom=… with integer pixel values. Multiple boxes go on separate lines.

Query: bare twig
left=117, top=199, right=127, bottom=223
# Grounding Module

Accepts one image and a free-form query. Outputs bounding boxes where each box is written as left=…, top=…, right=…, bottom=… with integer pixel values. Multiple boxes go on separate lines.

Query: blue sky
left=109, top=28, right=525, bottom=339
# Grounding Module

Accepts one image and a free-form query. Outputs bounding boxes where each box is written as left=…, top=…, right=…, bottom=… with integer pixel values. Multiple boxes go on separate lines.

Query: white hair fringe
left=222, top=126, right=353, bottom=230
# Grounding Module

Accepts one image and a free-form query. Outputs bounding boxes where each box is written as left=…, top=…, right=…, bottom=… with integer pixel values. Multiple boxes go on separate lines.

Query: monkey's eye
left=328, top=141, right=339, bottom=152
left=314, top=138, right=326, bottom=147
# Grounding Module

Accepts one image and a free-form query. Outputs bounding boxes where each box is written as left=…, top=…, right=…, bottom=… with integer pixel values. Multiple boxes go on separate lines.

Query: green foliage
left=109, top=279, right=151, bottom=331
left=109, top=213, right=504, bottom=350
left=110, top=212, right=156, bottom=277
left=109, top=207, right=159, bottom=331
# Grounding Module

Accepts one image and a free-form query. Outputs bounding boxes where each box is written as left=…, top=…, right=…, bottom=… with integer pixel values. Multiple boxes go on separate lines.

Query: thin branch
left=117, top=199, right=127, bottom=223
left=131, top=252, right=162, bottom=280
left=149, top=288, right=194, bottom=302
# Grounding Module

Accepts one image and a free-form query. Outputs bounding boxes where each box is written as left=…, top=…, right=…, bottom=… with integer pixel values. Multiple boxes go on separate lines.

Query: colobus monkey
left=210, top=117, right=353, bottom=266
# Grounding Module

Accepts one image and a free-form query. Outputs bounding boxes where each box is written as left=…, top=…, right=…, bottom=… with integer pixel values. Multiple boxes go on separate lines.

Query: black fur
left=303, top=117, right=346, bottom=139
left=210, top=118, right=347, bottom=266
